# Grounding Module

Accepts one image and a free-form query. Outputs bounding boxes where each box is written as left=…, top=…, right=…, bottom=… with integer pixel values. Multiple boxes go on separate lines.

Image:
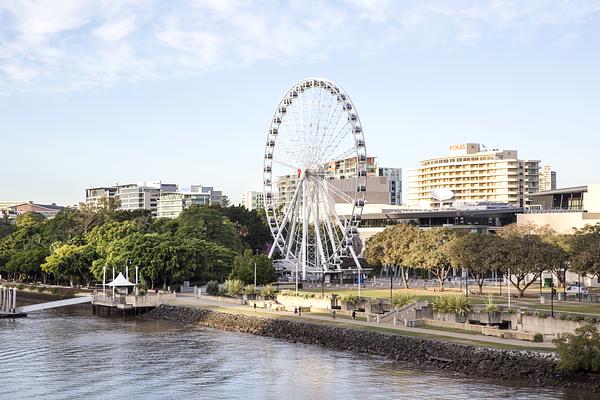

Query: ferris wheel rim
left=262, top=77, right=367, bottom=271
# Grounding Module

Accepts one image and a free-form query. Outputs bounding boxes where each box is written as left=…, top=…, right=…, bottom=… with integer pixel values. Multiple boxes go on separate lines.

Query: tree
left=407, top=228, right=456, bottom=291
left=4, top=247, right=49, bottom=282
left=228, top=249, right=276, bottom=285
left=448, top=233, right=499, bottom=294
left=499, top=224, right=559, bottom=298
left=554, top=323, right=600, bottom=372
left=174, top=206, right=242, bottom=251
left=364, top=224, right=421, bottom=289
left=42, top=242, right=96, bottom=287
left=570, top=224, right=600, bottom=278
left=217, top=205, right=271, bottom=251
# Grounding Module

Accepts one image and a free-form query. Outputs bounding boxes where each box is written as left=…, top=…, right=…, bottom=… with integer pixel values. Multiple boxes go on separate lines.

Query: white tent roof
left=106, top=272, right=135, bottom=287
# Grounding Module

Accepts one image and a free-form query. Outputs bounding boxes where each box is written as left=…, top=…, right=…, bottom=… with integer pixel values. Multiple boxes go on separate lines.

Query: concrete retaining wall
left=146, top=305, right=600, bottom=393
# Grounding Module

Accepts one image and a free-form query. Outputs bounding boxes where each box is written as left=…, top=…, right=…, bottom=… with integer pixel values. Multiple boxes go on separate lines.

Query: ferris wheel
left=263, top=78, right=367, bottom=280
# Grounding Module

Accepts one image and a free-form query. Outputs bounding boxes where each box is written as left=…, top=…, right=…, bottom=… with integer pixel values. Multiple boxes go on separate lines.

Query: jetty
left=0, top=286, right=26, bottom=318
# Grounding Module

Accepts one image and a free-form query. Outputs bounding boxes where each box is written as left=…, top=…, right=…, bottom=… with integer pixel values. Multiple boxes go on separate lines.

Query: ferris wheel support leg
left=301, top=179, right=308, bottom=281
left=268, top=179, right=303, bottom=258
left=349, top=246, right=362, bottom=297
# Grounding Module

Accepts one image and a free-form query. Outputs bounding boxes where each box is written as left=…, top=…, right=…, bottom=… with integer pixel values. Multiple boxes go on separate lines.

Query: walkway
left=168, top=294, right=555, bottom=350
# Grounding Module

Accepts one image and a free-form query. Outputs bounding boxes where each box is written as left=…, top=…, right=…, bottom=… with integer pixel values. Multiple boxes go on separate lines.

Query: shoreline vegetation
left=145, top=304, right=600, bottom=393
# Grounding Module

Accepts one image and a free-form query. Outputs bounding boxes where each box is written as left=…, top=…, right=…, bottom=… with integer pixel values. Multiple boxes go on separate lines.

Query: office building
left=408, top=143, right=540, bottom=209
left=540, top=165, right=557, bottom=192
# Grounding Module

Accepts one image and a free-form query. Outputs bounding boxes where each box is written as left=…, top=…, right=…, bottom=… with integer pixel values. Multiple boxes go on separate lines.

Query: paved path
left=167, top=294, right=555, bottom=349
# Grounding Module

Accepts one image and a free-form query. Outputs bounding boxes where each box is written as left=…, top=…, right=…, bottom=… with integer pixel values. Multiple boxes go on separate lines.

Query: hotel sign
left=449, top=144, right=466, bottom=151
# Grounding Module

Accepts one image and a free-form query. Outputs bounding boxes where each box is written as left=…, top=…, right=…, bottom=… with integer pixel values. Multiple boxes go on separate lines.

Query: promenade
left=167, top=293, right=555, bottom=350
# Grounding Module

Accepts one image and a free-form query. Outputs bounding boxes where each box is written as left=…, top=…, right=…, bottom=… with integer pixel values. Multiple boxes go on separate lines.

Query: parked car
left=565, top=285, right=588, bottom=296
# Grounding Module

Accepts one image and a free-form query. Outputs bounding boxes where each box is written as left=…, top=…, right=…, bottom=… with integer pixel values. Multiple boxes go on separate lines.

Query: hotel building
left=408, top=143, right=541, bottom=209
left=242, top=191, right=265, bottom=211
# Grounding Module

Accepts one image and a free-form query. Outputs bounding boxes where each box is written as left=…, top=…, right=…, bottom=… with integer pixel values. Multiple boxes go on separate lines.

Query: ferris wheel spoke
left=319, top=121, right=354, bottom=164
left=265, top=78, right=365, bottom=275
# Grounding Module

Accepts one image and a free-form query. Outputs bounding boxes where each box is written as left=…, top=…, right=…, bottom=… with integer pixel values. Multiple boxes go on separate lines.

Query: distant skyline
left=1, top=1, right=599, bottom=206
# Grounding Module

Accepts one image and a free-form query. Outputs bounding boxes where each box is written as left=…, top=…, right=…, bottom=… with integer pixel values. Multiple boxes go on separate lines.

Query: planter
left=479, top=311, right=502, bottom=324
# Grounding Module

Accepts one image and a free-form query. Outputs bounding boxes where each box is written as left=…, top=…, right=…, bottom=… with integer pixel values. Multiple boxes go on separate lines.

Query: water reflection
left=0, top=308, right=593, bottom=400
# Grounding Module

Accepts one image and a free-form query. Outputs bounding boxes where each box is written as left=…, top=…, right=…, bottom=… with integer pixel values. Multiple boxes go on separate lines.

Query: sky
left=1, top=0, right=599, bottom=206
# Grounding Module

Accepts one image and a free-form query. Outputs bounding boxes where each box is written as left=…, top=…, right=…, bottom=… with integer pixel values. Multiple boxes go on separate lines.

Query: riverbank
left=146, top=304, right=600, bottom=393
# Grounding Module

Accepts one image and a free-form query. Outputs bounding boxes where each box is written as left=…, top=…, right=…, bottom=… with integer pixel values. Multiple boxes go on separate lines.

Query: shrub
left=560, top=314, right=568, bottom=321
left=36, top=286, right=45, bottom=293
left=507, top=308, right=517, bottom=314
left=17, top=284, right=26, bottom=290
left=392, top=293, right=417, bottom=309
left=554, top=324, right=600, bottom=372
left=537, top=311, right=548, bottom=319
left=205, top=280, right=220, bottom=295
left=244, top=284, right=256, bottom=295
left=532, top=333, right=544, bottom=342
left=50, top=288, right=60, bottom=295
left=574, top=315, right=585, bottom=322
left=585, top=316, right=599, bottom=324
left=433, top=295, right=470, bottom=316
left=340, top=294, right=360, bottom=306
left=225, top=279, right=244, bottom=297
left=260, top=284, right=277, bottom=299
left=367, top=297, right=381, bottom=305
left=523, top=309, right=533, bottom=316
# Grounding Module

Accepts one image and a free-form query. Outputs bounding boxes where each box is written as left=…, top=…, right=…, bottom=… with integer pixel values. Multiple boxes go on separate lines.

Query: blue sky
left=1, top=0, right=599, bottom=206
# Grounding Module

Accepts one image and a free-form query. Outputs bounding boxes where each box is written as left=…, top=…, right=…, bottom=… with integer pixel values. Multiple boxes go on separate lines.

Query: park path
left=167, top=294, right=555, bottom=350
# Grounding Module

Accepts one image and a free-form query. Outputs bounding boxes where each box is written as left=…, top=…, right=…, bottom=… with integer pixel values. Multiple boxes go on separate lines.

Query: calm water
left=0, top=307, right=593, bottom=400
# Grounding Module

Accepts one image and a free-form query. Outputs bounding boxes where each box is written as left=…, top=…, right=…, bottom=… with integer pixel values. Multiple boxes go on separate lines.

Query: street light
left=254, top=249, right=258, bottom=287
left=550, top=280, right=555, bottom=318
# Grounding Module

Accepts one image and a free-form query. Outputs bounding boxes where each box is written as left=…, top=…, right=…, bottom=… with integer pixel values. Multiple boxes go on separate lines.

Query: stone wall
left=146, top=305, right=600, bottom=392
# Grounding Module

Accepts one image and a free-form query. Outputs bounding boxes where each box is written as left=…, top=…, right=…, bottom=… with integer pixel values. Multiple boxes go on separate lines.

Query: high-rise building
left=242, top=191, right=265, bottom=211
left=378, top=167, right=402, bottom=205
left=540, top=165, right=557, bottom=192
left=407, top=143, right=541, bottom=208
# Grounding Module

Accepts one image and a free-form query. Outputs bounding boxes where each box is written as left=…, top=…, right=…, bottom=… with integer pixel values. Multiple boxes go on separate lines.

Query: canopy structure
left=106, top=272, right=135, bottom=287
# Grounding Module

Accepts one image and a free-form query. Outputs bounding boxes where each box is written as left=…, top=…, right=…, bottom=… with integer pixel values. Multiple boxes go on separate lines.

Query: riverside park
left=3, top=2, right=600, bottom=399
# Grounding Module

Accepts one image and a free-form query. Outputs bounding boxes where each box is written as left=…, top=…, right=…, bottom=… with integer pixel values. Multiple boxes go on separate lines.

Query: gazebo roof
left=106, top=272, right=135, bottom=287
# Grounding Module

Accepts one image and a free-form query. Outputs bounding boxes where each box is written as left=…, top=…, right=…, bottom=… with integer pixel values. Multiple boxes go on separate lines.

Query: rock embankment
left=146, top=305, right=599, bottom=392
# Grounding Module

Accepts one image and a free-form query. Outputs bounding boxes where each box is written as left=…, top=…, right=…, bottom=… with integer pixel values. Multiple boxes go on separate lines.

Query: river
left=0, top=307, right=593, bottom=399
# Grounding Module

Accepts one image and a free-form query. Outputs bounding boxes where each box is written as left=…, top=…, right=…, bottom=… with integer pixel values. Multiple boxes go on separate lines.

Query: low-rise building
left=2, top=201, right=64, bottom=219
left=517, top=184, right=600, bottom=234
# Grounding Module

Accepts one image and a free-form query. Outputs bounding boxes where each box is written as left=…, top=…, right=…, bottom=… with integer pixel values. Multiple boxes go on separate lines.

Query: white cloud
left=0, top=0, right=599, bottom=95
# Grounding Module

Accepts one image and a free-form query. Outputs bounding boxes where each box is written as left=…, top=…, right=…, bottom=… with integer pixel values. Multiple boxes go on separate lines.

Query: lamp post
left=550, top=280, right=554, bottom=318
left=507, top=267, right=511, bottom=309
left=254, top=249, right=258, bottom=287
left=389, top=266, right=393, bottom=305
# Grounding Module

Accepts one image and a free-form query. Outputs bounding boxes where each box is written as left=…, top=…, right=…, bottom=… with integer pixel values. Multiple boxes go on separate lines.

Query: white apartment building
left=157, top=185, right=223, bottom=218
left=408, top=143, right=541, bottom=209
left=85, top=182, right=222, bottom=217
left=242, top=191, right=265, bottom=211
left=116, top=182, right=177, bottom=216
left=540, top=165, right=557, bottom=192
left=85, top=187, right=118, bottom=208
